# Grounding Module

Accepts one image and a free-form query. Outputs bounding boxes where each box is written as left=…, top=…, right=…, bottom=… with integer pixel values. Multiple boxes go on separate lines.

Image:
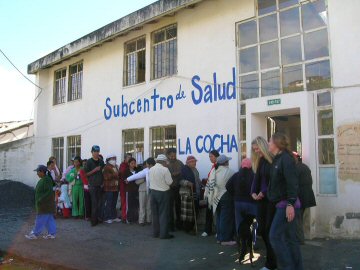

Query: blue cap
left=216, top=155, right=232, bottom=165
left=34, top=165, right=47, bottom=172
left=91, top=145, right=100, bottom=152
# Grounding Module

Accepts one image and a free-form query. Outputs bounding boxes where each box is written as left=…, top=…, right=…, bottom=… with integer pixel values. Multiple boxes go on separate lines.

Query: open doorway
left=267, top=114, right=302, bottom=155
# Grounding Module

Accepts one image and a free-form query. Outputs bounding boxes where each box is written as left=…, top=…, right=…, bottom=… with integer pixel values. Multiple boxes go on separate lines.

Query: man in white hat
left=149, top=154, right=174, bottom=239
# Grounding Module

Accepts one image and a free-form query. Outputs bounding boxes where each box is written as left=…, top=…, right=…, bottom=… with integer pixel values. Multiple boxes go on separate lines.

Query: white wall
left=0, top=137, right=35, bottom=187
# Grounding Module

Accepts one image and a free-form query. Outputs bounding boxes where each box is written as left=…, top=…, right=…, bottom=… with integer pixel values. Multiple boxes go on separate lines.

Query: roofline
left=0, top=121, right=34, bottom=136
left=27, top=0, right=202, bottom=75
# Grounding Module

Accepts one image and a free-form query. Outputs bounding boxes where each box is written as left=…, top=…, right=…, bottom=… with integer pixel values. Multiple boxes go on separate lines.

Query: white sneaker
left=259, top=267, right=271, bottom=270
left=113, top=218, right=122, bottom=223
left=201, top=232, right=208, bottom=237
left=105, top=219, right=113, bottom=224
left=25, top=233, right=38, bottom=240
left=43, top=234, right=56, bottom=239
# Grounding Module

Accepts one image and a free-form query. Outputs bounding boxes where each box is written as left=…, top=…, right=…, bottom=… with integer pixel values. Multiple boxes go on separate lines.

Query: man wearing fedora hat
left=149, top=154, right=174, bottom=239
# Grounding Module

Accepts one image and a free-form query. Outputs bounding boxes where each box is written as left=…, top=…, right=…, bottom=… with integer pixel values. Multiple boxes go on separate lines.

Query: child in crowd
left=58, top=182, right=72, bottom=218
left=25, top=165, right=56, bottom=240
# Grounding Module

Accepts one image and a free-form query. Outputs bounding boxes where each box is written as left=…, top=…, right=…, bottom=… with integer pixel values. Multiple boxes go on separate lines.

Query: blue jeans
left=216, top=193, right=234, bottom=242
left=269, top=208, right=303, bottom=270
left=103, top=191, right=118, bottom=220
left=234, top=201, right=257, bottom=235
left=32, top=214, right=56, bottom=236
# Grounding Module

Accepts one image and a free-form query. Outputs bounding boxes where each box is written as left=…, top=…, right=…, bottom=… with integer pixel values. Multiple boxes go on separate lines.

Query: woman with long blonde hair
left=250, top=136, right=277, bottom=270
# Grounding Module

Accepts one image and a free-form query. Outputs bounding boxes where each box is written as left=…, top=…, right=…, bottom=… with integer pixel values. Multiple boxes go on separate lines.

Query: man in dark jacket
left=294, top=153, right=316, bottom=243
left=85, top=145, right=105, bottom=226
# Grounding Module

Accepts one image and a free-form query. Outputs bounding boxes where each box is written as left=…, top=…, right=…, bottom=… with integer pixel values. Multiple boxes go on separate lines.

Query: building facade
left=28, top=0, right=360, bottom=238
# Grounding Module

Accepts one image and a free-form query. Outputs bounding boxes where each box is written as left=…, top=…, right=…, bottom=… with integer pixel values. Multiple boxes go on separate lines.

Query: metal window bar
left=67, top=136, right=81, bottom=166
left=52, top=137, right=64, bottom=172
left=69, top=63, right=83, bottom=101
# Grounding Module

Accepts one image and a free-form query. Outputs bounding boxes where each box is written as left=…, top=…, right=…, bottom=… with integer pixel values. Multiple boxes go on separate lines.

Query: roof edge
left=27, top=0, right=202, bottom=75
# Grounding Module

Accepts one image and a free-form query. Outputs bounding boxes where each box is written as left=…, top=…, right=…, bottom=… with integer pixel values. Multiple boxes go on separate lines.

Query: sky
left=0, top=0, right=155, bottom=122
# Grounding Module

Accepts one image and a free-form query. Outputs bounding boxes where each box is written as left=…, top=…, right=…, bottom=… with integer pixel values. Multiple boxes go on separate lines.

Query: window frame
left=149, top=125, right=177, bottom=157
left=52, top=137, right=64, bottom=172
left=123, top=36, right=146, bottom=86
left=151, top=24, right=178, bottom=80
left=66, top=135, right=81, bottom=167
left=68, top=61, right=83, bottom=102
left=122, top=128, right=145, bottom=160
left=53, top=68, right=67, bottom=105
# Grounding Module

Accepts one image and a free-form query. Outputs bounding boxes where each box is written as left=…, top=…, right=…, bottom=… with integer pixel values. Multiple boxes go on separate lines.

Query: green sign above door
left=267, top=98, right=281, bottom=106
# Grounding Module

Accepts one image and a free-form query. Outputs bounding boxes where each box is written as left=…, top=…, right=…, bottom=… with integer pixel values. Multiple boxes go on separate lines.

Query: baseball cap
left=217, top=154, right=232, bottom=165
left=34, top=165, right=47, bottom=172
left=91, top=145, right=100, bottom=152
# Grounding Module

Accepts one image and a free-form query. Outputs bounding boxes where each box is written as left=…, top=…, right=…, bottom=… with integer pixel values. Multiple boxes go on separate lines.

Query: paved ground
left=0, top=207, right=359, bottom=270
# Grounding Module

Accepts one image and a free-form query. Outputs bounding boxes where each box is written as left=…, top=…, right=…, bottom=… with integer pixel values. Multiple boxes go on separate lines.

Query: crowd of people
left=25, top=132, right=316, bottom=270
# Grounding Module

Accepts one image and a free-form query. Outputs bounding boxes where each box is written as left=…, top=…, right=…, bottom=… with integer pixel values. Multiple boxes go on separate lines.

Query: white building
left=27, top=0, right=360, bottom=238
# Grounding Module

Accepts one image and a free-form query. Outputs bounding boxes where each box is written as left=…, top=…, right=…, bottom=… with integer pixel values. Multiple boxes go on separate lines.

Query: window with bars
left=123, top=129, right=144, bottom=163
left=151, top=24, right=177, bottom=80
left=316, top=91, right=336, bottom=195
left=239, top=104, right=247, bottom=159
left=67, top=135, right=81, bottom=167
left=68, top=62, right=83, bottom=101
left=237, top=0, right=331, bottom=100
left=52, top=137, right=64, bottom=172
left=54, top=69, right=66, bottom=105
left=150, top=126, right=177, bottom=157
left=124, top=37, right=146, bottom=86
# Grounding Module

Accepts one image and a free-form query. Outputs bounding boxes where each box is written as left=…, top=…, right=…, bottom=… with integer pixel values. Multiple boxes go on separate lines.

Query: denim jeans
left=216, top=193, right=234, bottom=242
left=32, top=214, right=56, bottom=236
left=103, top=191, right=118, bottom=220
left=234, top=201, right=257, bottom=235
left=269, top=207, right=303, bottom=270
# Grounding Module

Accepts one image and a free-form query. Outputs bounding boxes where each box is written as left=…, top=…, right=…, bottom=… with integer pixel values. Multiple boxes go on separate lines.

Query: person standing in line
left=207, top=154, right=236, bottom=246
left=119, top=153, right=132, bottom=223
left=67, top=156, right=85, bottom=218
left=268, top=133, right=303, bottom=270
left=179, top=155, right=201, bottom=233
left=61, top=157, right=75, bottom=182
left=166, top=148, right=184, bottom=231
left=293, top=152, right=316, bottom=244
left=25, top=165, right=56, bottom=240
left=202, top=150, right=220, bottom=237
left=48, top=156, right=61, bottom=182
left=81, top=159, right=91, bottom=220
left=47, top=160, right=56, bottom=181
left=125, top=158, right=140, bottom=224
left=102, top=154, right=121, bottom=224
left=85, top=145, right=105, bottom=227
left=126, top=158, right=155, bottom=226
left=250, top=136, right=277, bottom=270
left=149, top=154, right=174, bottom=239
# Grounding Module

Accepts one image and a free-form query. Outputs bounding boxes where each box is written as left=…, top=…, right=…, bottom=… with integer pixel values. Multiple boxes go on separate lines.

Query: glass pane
left=240, top=143, right=247, bottom=159
left=318, top=109, right=333, bottom=135
left=306, top=60, right=331, bottom=90
left=317, top=91, right=331, bottom=106
left=126, top=41, right=136, bottom=53
left=302, top=0, right=327, bottom=31
left=279, top=0, right=298, bottom=9
left=239, top=20, right=257, bottom=47
left=283, top=65, right=303, bottom=93
left=261, top=69, right=280, bottom=96
left=154, top=31, right=165, bottom=43
left=281, top=36, right=302, bottom=64
left=280, top=8, right=300, bottom=36
left=304, top=29, right=329, bottom=60
left=258, top=0, right=276, bottom=15
left=240, top=104, right=246, bottom=115
left=239, top=46, right=258, bottom=73
left=318, top=138, right=335, bottom=164
left=260, top=41, right=279, bottom=69
left=166, top=26, right=177, bottom=39
left=259, top=14, right=277, bottom=42
left=137, top=38, right=146, bottom=50
left=240, top=119, right=246, bottom=141
left=240, top=74, right=259, bottom=100
left=319, top=167, right=336, bottom=194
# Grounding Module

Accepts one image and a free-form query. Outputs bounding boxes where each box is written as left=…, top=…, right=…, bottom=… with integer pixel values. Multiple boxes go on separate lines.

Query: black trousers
left=204, top=206, right=214, bottom=235
left=151, top=189, right=170, bottom=238
left=257, top=200, right=277, bottom=270
left=84, top=190, right=91, bottom=219
left=169, top=187, right=181, bottom=230
left=127, top=191, right=139, bottom=223
left=89, top=186, right=103, bottom=225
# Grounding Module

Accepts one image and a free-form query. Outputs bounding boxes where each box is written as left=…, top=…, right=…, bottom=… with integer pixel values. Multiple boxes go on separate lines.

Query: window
left=67, top=135, right=81, bottom=166
left=236, top=0, right=331, bottom=100
left=52, top=137, right=64, bottom=172
left=151, top=24, right=177, bottom=80
left=316, top=91, right=336, bottom=195
left=54, top=68, right=66, bottom=105
left=239, top=105, right=247, bottom=159
left=68, top=62, right=83, bottom=101
left=123, top=129, right=144, bottom=163
left=124, top=37, right=146, bottom=86
left=150, top=126, right=176, bottom=157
